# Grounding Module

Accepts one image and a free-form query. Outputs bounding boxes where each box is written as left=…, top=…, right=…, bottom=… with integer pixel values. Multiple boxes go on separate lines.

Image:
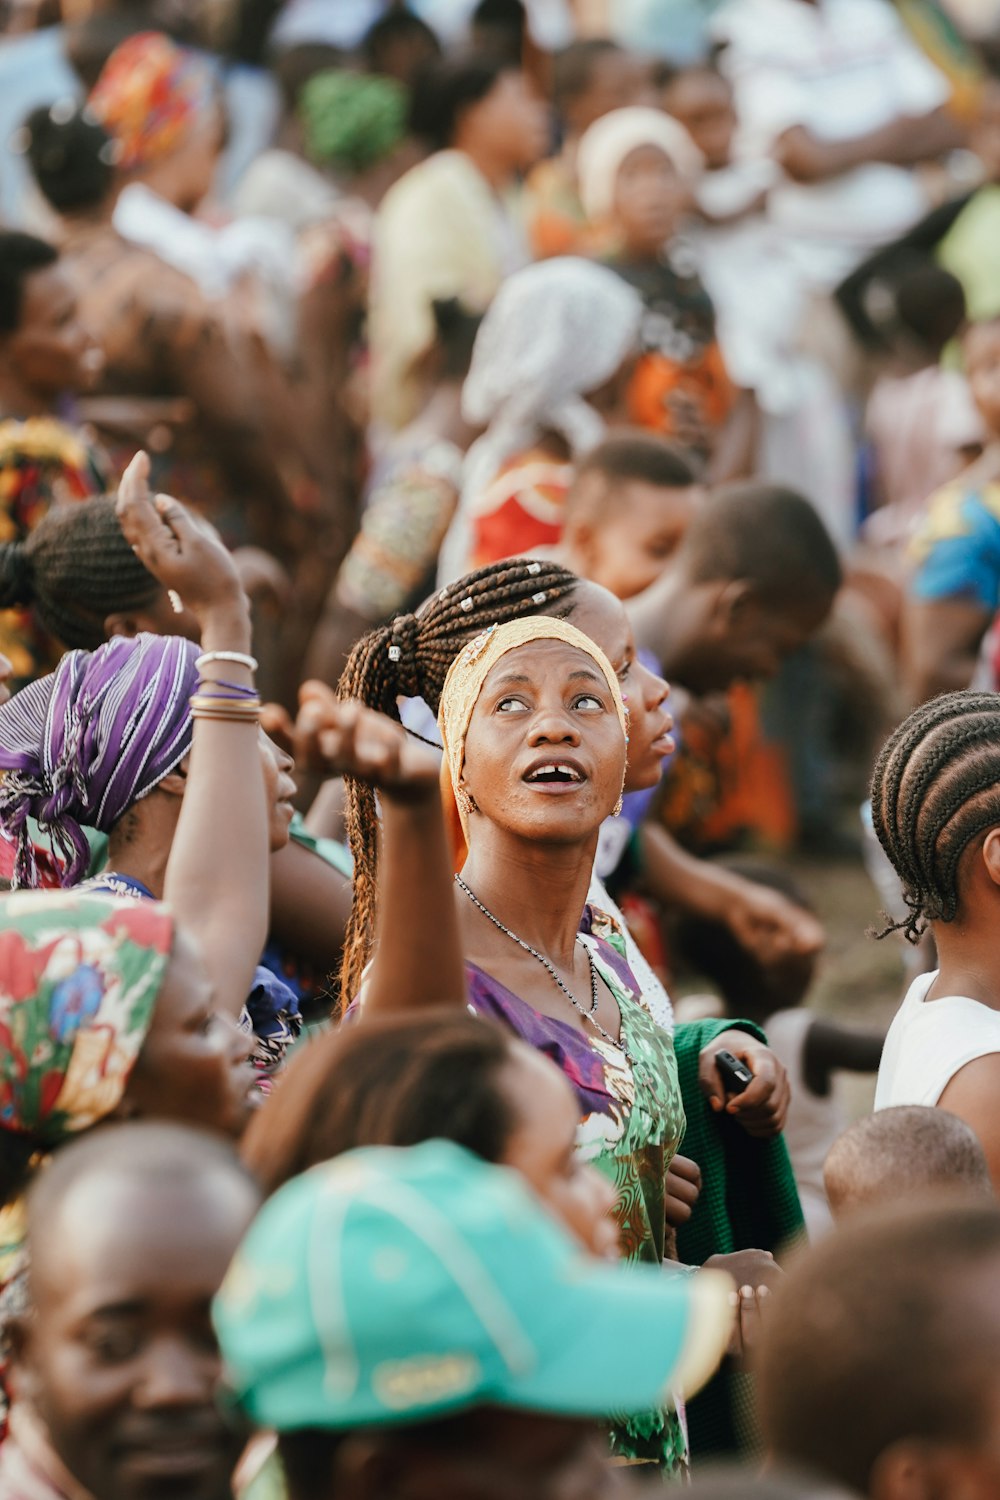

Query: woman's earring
left=457, top=784, right=479, bottom=817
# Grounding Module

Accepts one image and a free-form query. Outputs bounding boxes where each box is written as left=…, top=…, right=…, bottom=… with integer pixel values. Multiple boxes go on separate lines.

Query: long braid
left=0, top=495, right=161, bottom=650
left=870, top=692, right=1000, bottom=942
left=336, top=558, right=579, bottom=1007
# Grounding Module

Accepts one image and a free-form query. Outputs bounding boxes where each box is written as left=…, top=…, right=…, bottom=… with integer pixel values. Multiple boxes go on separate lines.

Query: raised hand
left=296, top=683, right=441, bottom=804
left=116, top=450, right=245, bottom=630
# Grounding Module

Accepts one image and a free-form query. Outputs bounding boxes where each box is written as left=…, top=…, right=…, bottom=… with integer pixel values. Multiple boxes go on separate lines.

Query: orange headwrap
left=88, top=32, right=215, bottom=173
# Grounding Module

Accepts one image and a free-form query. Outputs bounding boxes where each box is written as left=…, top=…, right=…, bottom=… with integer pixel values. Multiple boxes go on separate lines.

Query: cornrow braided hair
left=870, top=691, right=1000, bottom=943
left=0, top=495, right=160, bottom=650
left=336, top=557, right=579, bottom=1006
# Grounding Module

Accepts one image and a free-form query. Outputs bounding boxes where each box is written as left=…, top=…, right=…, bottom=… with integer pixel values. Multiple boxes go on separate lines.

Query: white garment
left=714, top=0, right=951, bottom=285
left=762, top=1007, right=843, bottom=1239
left=875, top=969, right=1000, bottom=1108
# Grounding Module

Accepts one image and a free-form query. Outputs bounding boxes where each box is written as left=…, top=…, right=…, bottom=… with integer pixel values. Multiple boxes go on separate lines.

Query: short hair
left=758, top=1200, right=1000, bottom=1493
left=21, top=102, right=115, bottom=214
left=408, top=51, right=512, bottom=150
left=566, top=432, right=699, bottom=528
left=362, top=7, right=441, bottom=76
left=823, top=1107, right=993, bottom=1219
left=869, top=691, right=1000, bottom=943
left=241, top=1009, right=516, bottom=1198
left=0, top=230, right=58, bottom=334
left=552, top=37, right=622, bottom=114
left=678, top=482, right=842, bottom=607
left=28, top=1122, right=256, bottom=1244
left=576, top=431, right=699, bottom=491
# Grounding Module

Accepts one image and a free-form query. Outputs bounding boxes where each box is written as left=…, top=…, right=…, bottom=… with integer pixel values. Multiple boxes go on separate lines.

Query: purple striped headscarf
left=0, top=634, right=199, bottom=889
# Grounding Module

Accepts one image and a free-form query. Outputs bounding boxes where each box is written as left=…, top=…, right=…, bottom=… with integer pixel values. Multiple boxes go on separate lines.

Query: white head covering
left=437, top=258, right=641, bottom=584
left=576, top=106, right=702, bottom=225
left=462, top=255, right=642, bottom=478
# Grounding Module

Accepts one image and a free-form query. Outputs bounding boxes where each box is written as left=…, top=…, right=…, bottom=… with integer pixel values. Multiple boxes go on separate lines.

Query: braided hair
left=0, top=495, right=161, bottom=650
left=337, top=557, right=579, bottom=1004
left=870, top=691, right=1000, bottom=942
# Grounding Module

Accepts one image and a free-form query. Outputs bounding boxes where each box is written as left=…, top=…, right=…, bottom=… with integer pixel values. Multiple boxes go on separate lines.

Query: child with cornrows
left=873, top=690, right=1000, bottom=1190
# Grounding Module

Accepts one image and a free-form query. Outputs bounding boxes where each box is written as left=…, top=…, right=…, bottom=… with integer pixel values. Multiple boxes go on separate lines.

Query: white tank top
left=875, top=970, right=1000, bottom=1109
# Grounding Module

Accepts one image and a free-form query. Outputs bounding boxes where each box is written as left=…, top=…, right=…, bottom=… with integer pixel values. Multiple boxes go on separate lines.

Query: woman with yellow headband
left=299, top=613, right=789, bottom=1473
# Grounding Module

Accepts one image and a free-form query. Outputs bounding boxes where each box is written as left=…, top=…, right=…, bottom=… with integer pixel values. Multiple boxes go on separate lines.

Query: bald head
left=758, top=1200, right=1000, bottom=1498
left=17, top=1123, right=259, bottom=1500
left=824, top=1107, right=993, bottom=1222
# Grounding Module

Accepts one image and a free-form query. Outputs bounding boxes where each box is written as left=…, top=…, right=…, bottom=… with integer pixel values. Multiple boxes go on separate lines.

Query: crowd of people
left=2, top=0, right=1000, bottom=1496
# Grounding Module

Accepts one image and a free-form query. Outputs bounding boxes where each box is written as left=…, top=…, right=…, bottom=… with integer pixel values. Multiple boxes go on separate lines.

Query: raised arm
left=117, top=453, right=269, bottom=1017
left=295, top=685, right=466, bottom=1016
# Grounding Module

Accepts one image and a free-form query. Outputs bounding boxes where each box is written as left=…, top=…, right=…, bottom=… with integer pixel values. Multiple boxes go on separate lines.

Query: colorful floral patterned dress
left=465, top=905, right=689, bottom=1473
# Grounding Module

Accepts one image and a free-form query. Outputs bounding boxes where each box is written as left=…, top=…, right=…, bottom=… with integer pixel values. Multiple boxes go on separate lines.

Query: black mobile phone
left=715, top=1049, right=754, bottom=1095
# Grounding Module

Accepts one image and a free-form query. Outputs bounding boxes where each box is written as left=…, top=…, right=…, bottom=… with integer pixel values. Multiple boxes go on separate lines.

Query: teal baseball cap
left=214, top=1139, right=734, bottom=1431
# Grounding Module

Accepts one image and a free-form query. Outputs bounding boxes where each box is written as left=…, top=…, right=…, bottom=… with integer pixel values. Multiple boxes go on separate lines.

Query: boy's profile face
left=964, top=321, right=1000, bottom=436
left=682, top=589, right=831, bottom=694
left=572, top=477, right=702, bottom=599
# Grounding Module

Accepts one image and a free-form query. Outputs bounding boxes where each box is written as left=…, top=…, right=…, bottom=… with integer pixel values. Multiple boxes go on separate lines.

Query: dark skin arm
left=802, top=1018, right=885, bottom=1098
left=937, top=1053, right=1000, bottom=1193
left=775, top=106, right=962, bottom=184
left=268, top=838, right=352, bottom=974
left=117, top=453, right=268, bottom=1019
left=638, top=821, right=825, bottom=970
left=707, top=389, right=759, bottom=484
left=295, top=685, right=466, bottom=1016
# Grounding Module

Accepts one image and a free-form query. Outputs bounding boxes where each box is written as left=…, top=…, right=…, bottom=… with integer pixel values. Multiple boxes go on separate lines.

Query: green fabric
left=673, top=1018, right=806, bottom=1460
left=938, top=186, right=1000, bottom=322
left=287, top=813, right=353, bottom=878
left=300, top=70, right=407, bottom=172
left=586, top=937, right=687, bottom=1472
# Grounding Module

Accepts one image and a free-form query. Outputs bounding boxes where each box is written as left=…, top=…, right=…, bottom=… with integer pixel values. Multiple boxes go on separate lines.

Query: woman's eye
left=496, top=697, right=529, bottom=713
left=573, top=694, right=604, bottom=711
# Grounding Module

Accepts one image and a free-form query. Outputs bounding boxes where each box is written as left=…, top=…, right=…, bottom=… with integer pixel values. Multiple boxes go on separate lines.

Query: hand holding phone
left=715, top=1049, right=754, bottom=1095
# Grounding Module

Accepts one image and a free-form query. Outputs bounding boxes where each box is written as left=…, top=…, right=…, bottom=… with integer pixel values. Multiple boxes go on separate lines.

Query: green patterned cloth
left=0, top=890, right=172, bottom=1145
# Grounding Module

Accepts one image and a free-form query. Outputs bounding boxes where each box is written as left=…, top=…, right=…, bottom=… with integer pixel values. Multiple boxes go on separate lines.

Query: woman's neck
left=104, top=833, right=169, bottom=902
left=459, top=826, right=599, bottom=969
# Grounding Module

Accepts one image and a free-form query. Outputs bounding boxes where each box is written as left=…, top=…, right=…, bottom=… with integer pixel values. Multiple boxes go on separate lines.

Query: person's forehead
left=34, top=1175, right=249, bottom=1308
left=482, top=639, right=603, bottom=688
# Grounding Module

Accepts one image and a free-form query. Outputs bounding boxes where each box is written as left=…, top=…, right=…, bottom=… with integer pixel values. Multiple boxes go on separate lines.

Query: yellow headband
left=437, top=616, right=628, bottom=848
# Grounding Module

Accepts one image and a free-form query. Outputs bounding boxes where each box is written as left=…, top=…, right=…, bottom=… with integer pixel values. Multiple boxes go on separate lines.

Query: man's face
left=14, top=1171, right=255, bottom=1500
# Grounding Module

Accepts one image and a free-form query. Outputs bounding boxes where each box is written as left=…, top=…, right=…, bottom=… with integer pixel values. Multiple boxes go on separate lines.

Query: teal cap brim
left=488, top=1264, right=734, bottom=1419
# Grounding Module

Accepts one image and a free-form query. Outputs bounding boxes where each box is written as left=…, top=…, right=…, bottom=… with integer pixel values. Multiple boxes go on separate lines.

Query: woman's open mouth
left=522, top=760, right=587, bottom=794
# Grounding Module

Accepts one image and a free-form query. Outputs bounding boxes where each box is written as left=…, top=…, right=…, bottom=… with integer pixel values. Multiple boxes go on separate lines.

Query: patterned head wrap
left=88, top=32, right=216, bottom=173
left=438, top=616, right=627, bottom=852
left=576, top=106, right=703, bottom=225
left=299, top=70, right=407, bottom=173
left=0, top=634, right=199, bottom=890
left=0, top=891, right=172, bottom=1145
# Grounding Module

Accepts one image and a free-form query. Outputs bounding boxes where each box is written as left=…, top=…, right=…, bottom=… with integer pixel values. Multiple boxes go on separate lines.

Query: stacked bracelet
left=195, top=650, right=258, bottom=673
left=190, top=695, right=262, bottom=721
